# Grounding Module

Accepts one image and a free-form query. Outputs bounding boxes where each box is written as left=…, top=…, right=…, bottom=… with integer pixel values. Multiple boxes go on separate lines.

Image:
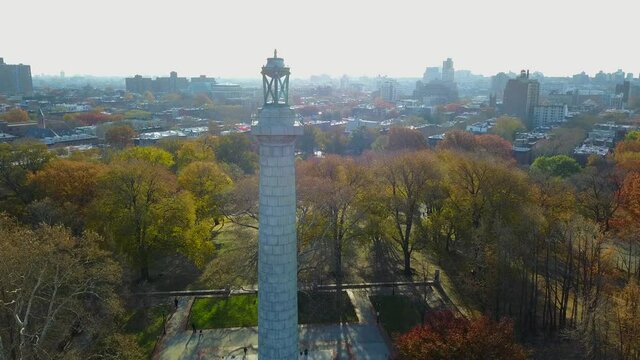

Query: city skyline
left=3, top=0, right=639, bottom=78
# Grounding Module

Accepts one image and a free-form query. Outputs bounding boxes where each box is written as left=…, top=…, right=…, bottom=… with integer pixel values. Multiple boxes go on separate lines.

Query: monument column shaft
left=257, top=138, right=298, bottom=359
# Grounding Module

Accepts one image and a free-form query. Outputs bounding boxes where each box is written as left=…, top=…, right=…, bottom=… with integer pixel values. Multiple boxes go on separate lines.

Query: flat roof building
left=0, top=58, right=33, bottom=95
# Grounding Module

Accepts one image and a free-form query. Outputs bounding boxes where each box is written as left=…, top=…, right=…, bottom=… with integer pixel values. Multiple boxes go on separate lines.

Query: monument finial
left=261, top=50, right=290, bottom=105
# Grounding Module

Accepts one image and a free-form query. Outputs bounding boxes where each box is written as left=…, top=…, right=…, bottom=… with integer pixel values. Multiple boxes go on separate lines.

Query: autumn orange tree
left=395, top=311, right=528, bottom=360
left=1, top=108, right=30, bottom=123
left=27, top=159, right=105, bottom=231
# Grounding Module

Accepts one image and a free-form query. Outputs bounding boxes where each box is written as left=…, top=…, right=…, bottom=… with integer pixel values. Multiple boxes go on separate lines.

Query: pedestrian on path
left=174, top=297, right=179, bottom=309
left=198, top=329, right=203, bottom=341
left=192, top=322, right=196, bottom=334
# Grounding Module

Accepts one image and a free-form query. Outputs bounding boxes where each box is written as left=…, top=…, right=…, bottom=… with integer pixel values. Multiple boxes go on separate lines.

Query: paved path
left=154, top=292, right=390, bottom=360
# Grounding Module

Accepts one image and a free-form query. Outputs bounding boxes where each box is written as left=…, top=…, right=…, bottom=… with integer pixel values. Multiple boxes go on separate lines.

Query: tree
left=376, top=151, right=441, bottom=277
left=91, top=160, right=210, bottom=280
left=123, top=109, right=152, bottom=120
left=625, top=130, right=640, bottom=141
left=475, top=134, right=513, bottom=160
left=534, top=127, right=587, bottom=156
left=387, top=127, right=427, bottom=151
left=0, top=214, right=122, bottom=359
left=395, top=311, right=528, bottom=360
left=1, top=108, right=29, bottom=123
left=438, top=130, right=477, bottom=153
left=27, top=159, right=106, bottom=230
left=439, top=131, right=513, bottom=161
left=531, top=155, right=581, bottom=178
left=297, top=156, right=369, bottom=287
left=297, top=124, right=325, bottom=156
left=175, top=140, right=215, bottom=170
left=491, top=116, right=524, bottom=141
left=324, top=127, right=348, bottom=155
left=194, top=93, right=214, bottom=107
left=143, top=91, right=155, bottom=102
left=573, top=158, right=624, bottom=231
left=105, top=124, right=136, bottom=149
left=347, top=126, right=379, bottom=155
left=0, top=141, right=53, bottom=208
left=114, top=146, right=174, bottom=168
left=614, top=139, right=640, bottom=171
left=178, top=161, right=232, bottom=221
left=214, top=133, right=258, bottom=174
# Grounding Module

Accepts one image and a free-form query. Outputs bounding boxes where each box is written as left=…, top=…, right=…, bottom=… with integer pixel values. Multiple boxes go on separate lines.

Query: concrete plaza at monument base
left=153, top=289, right=397, bottom=360
left=155, top=323, right=389, bottom=360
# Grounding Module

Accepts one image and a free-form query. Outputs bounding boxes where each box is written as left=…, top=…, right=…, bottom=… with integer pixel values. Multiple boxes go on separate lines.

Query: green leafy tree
left=175, top=140, right=215, bottom=170
left=625, top=130, right=640, bottom=141
left=297, top=124, right=326, bottom=156
left=123, top=109, right=152, bottom=120
left=214, top=133, right=258, bottom=174
left=0, top=141, right=53, bottom=208
left=91, top=160, right=210, bottom=280
left=178, top=161, right=232, bottom=221
left=531, top=155, right=581, bottom=178
left=491, top=116, right=524, bottom=141
left=114, top=146, right=174, bottom=168
left=347, top=126, right=379, bottom=155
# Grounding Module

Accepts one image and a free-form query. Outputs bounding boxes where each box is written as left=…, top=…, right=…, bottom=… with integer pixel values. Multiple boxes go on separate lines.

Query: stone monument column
left=252, top=51, right=302, bottom=360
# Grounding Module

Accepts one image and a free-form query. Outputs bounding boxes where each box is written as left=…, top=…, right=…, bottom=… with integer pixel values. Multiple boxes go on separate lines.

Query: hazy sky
left=2, top=0, right=638, bottom=78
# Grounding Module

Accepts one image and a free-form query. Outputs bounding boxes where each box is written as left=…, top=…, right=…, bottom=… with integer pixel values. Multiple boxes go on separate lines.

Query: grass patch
left=370, top=295, right=423, bottom=336
left=190, top=291, right=358, bottom=329
left=299, top=291, right=358, bottom=324
left=191, top=294, right=258, bottom=329
left=124, top=304, right=171, bottom=357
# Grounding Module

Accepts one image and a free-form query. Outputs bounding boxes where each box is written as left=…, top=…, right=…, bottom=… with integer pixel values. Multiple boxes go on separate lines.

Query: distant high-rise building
left=189, top=75, right=217, bottom=94
left=612, top=69, right=626, bottom=83
left=378, top=78, right=398, bottom=102
left=442, top=58, right=454, bottom=83
left=594, top=71, right=609, bottom=83
left=340, top=75, right=350, bottom=90
left=0, top=58, right=33, bottom=95
left=125, top=75, right=154, bottom=93
left=572, top=71, right=590, bottom=84
left=125, top=71, right=188, bottom=94
left=423, top=67, right=440, bottom=83
left=154, top=71, right=188, bottom=93
left=491, top=72, right=511, bottom=100
left=502, top=70, right=540, bottom=129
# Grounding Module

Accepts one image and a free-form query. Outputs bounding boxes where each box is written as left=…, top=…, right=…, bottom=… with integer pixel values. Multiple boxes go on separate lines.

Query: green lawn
left=124, top=304, right=171, bottom=356
left=191, top=294, right=258, bottom=329
left=370, top=295, right=423, bottom=336
left=190, top=291, right=358, bottom=329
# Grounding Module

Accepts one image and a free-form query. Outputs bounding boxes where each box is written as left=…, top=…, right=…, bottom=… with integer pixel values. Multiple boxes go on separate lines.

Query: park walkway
left=153, top=291, right=390, bottom=359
